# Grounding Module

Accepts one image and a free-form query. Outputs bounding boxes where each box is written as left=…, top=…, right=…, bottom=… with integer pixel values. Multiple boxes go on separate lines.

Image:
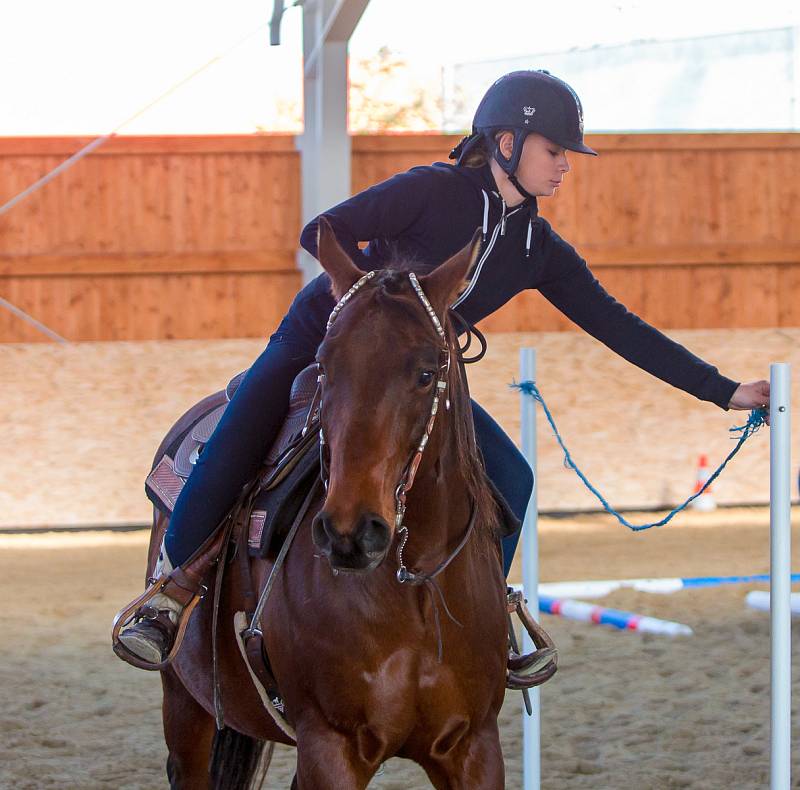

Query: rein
left=395, top=502, right=477, bottom=662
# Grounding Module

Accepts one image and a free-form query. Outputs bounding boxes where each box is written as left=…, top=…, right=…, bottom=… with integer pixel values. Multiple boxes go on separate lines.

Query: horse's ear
left=419, top=228, right=482, bottom=313
left=318, top=216, right=362, bottom=300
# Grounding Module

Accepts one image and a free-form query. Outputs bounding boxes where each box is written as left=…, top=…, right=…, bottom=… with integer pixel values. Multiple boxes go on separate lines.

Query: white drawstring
left=481, top=190, right=489, bottom=239
left=525, top=219, right=533, bottom=257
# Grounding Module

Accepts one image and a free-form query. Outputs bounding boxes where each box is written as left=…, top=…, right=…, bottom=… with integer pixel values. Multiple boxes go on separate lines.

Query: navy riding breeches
left=164, top=301, right=533, bottom=577
left=469, top=400, right=531, bottom=575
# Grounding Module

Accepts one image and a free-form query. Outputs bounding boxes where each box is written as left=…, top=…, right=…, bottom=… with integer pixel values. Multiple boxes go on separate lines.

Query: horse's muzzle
left=312, top=510, right=392, bottom=572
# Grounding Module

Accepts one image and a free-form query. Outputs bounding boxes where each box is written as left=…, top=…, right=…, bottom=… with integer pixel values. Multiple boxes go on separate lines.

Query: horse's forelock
left=375, top=269, right=412, bottom=296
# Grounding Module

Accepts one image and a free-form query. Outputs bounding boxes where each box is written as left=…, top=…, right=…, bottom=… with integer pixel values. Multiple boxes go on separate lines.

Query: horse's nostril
left=312, top=512, right=334, bottom=553
left=357, top=514, right=391, bottom=557
left=313, top=511, right=389, bottom=568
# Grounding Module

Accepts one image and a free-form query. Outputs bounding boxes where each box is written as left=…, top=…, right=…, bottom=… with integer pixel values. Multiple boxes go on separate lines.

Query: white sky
left=0, top=0, right=798, bottom=134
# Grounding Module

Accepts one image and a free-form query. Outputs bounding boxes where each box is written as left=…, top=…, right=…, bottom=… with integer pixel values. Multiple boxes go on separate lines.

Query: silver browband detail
left=407, top=272, right=446, bottom=341
left=326, top=270, right=377, bottom=332
left=326, top=270, right=447, bottom=344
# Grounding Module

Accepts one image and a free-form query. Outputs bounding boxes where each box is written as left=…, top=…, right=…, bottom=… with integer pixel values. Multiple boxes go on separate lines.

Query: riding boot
left=115, top=542, right=185, bottom=666
left=506, top=588, right=559, bottom=690
left=112, top=527, right=229, bottom=670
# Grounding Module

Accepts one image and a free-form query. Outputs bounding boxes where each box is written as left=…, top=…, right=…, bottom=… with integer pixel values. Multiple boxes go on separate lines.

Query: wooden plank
left=0, top=271, right=301, bottom=342
left=692, top=265, right=779, bottom=329
left=0, top=252, right=297, bottom=277
left=778, top=266, right=800, bottom=326
left=574, top=243, right=800, bottom=266
left=352, top=134, right=460, bottom=153
left=0, top=152, right=301, bottom=257
left=637, top=266, right=695, bottom=329
left=477, top=291, right=580, bottom=333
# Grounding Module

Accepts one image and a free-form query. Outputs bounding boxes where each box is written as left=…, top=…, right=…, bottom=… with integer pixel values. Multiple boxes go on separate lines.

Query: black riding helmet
left=450, top=70, right=598, bottom=200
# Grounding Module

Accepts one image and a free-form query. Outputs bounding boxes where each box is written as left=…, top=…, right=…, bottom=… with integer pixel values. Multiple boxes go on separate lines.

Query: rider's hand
left=728, top=380, right=771, bottom=425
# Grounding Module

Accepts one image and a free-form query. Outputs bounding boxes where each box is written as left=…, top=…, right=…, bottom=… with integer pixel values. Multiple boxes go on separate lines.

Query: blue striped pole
left=538, top=595, right=693, bottom=636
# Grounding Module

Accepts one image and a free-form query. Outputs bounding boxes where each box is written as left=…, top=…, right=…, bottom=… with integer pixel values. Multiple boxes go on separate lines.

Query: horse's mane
left=367, top=260, right=503, bottom=545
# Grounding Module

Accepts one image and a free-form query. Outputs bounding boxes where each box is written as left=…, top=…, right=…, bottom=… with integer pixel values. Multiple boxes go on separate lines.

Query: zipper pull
left=500, top=199, right=507, bottom=236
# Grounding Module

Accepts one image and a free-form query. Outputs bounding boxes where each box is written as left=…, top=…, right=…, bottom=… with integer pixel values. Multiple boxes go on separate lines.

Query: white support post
left=770, top=362, right=792, bottom=790
left=298, top=0, right=370, bottom=284
left=519, top=348, right=541, bottom=790
left=298, top=0, right=349, bottom=283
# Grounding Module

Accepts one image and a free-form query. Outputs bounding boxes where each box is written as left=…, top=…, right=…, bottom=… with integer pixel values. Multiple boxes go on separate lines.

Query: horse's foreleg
left=161, top=667, right=216, bottom=790
left=420, top=720, right=505, bottom=790
left=294, top=718, right=381, bottom=790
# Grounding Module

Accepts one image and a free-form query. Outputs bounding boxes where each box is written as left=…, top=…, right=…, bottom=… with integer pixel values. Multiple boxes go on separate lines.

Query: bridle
left=319, top=270, right=454, bottom=567
left=317, top=270, right=477, bottom=658
left=320, top=271, right=452, bottom=540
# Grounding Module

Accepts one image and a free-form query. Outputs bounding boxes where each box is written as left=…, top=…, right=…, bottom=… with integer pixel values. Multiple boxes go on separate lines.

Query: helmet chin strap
left=507, top=173, right=537, bottom=202
left=491, top=140, right=537, bottom=203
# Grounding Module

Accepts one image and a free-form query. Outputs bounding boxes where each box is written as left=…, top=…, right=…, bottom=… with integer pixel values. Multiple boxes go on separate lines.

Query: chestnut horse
left=150, top=223, right=509, bottom=788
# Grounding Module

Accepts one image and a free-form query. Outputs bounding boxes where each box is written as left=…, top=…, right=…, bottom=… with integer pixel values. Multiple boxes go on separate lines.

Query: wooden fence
left=1, top=132, right=799, bottom=341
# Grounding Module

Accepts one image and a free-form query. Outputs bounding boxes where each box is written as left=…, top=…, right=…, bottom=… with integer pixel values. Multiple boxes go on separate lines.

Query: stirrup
left=506, top=589, right=558, bottom=690
left=111, top=574, right=206, bottom=671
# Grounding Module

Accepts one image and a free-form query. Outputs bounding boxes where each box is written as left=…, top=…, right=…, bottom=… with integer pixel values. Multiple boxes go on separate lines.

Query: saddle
left=137, top=361, right=545, bottom=734
left=145, top=363, right=322, bottom=558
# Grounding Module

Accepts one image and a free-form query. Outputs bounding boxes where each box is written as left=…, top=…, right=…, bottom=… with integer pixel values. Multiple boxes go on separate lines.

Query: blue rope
left=512, top=380, right=768, bottom=532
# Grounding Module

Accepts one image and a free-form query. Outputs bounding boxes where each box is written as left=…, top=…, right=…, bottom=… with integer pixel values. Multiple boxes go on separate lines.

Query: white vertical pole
left=520, top=348, right=540, bottom=790
left=298, top=0, right=352, bottom=285
left=770, top=362, right=792, bottom=790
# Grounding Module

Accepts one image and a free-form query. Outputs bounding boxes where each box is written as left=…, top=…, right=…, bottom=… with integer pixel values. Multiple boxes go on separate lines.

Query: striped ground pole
left=538, top=595, right=693, bottom=636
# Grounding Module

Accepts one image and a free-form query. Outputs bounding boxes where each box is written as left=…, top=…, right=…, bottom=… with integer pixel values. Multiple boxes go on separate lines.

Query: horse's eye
left=418, top=370, right=435, bottom=388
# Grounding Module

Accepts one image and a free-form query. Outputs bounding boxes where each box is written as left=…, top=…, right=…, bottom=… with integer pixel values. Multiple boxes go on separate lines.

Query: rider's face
left=514, top=133, right=570, bottom=197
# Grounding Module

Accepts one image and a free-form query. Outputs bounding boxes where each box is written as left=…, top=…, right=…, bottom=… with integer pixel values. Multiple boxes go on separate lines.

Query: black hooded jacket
left=298, top=161, right=738, bottom=409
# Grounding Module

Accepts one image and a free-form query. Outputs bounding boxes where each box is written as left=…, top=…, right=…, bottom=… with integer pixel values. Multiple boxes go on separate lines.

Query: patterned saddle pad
left=145, top=363, right=321, bottom=556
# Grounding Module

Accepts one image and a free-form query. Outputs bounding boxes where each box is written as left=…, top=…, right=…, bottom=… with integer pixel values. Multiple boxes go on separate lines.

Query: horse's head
left=311, top=218, right=481, bottom=573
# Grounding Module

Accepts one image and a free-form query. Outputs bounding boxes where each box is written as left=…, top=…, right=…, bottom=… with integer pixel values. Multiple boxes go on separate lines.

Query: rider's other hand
left=728, top=380, right=771, bottom=425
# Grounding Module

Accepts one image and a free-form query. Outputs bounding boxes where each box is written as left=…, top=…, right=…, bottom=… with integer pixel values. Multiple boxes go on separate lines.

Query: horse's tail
left=209, top=727, right=273, bottom=790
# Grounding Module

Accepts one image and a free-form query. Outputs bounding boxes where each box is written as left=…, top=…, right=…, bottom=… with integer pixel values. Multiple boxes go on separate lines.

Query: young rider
left=116, top=69, right=770, bottom=676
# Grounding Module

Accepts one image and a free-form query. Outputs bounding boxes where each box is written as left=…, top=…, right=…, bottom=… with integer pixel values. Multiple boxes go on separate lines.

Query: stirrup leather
left=506, top=589, right=558, bottom=690
left=111, top=573, right=206, bottom=671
